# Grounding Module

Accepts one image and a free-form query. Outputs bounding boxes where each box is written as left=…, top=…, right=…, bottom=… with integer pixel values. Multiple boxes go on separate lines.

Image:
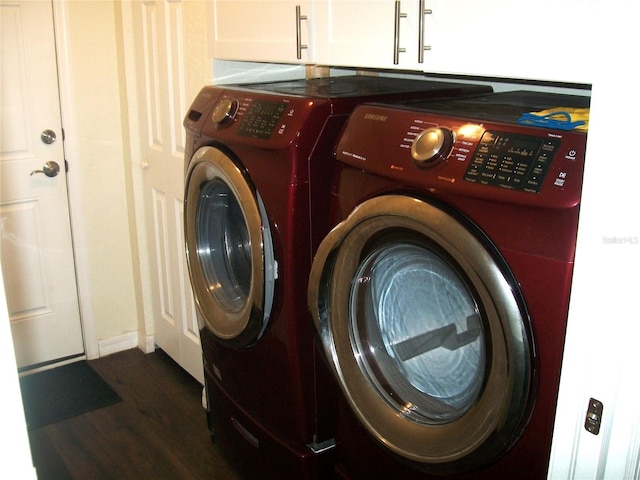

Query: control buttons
left=464, top=131, right=561, bottom=193
left=565, top=148, right=578, bottom=161
left=411, top=127, right=454, bottom=167
left=212, top=98, right=239, bottom=126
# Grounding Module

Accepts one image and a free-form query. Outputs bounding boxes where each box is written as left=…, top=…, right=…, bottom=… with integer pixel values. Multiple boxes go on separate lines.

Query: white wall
left=0, top=268, right=37, bottom=478
left=61, top=1, right=140, bottom=346
left=548, top=2, right=640, bottom=477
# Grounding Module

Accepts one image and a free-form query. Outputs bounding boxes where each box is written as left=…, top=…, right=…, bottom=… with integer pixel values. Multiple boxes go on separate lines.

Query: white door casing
left=0, top=0, right=84, bottom=370
left=130, top=0, right=206, bottom=383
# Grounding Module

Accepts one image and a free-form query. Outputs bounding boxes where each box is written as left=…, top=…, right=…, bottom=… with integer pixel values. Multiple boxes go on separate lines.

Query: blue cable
left=517, top=111, right=586, bottom=130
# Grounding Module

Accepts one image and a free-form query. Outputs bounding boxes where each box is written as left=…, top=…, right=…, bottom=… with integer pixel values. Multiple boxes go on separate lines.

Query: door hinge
left=585, top=397, right=603, bottom=435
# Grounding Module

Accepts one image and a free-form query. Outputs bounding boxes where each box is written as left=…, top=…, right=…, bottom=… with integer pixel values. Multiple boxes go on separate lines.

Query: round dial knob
left=411, top=127, right=454, bottom=167
left=212, top=98, right=238, bottom=126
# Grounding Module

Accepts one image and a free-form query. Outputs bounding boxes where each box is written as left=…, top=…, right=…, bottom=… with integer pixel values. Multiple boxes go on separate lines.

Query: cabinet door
left=316, top=0, right=425, bottom=70
left=211, top=0, right=313, bottom=64
left=424, top=0, right=593, bottom=83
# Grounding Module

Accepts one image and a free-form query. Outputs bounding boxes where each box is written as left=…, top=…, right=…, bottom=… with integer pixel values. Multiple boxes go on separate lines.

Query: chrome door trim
left=308, top=194, right=534, bottom=473
left=185, top=146, right=276, bottom=348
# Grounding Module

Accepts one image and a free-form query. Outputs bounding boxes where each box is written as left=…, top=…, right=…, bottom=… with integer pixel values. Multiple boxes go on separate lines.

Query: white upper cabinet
left=211, top=0, right=314, bottom=64
left=423, top=0, right=593, bottom=83
left=315, top=0, right=593, bottom=84
left=314, top=0, right=427, bottom=71
left=210, top=0, right=594, bottom=83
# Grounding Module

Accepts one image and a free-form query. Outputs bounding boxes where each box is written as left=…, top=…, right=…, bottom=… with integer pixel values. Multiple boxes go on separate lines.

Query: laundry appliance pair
left=308, top=91, right=590, bottom=479
left=182, top=76, right=493, bottom=479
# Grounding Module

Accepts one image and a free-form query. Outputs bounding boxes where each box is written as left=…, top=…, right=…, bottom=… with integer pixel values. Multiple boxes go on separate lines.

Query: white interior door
left=0, top=0, right=83, bottom=370
left=131, top=0, right=204, bottom=384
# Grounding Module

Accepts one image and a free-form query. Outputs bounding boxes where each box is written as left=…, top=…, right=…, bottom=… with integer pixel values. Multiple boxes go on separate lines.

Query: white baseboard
left=97, top=331, right=139, bottom=357
left=138, top=334, right=155, bottom=354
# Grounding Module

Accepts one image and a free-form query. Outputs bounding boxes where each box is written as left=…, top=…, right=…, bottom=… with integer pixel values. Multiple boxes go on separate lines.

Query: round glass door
left=196, top=178, right=251, bottom=313
left=351, top=241, right=485, bottom=424
left=308, top=195, right=534, bottom=473
left=185, top=147, right=275, bottom=348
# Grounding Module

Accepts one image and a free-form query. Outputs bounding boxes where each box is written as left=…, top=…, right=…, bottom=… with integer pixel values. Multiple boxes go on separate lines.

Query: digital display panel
left=464, top=131, right=560, bottom=193
left=237, top=100, right=287, bottom=139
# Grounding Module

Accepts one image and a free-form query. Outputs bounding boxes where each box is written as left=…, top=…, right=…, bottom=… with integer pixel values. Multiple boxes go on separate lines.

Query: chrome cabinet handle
left=418, top=0, right=432, bottom=63
left=296, top=5, right=308, bottom=59
left=393, top=1, right=407, bottom=64
left=30, top=161, right=60, bottom=178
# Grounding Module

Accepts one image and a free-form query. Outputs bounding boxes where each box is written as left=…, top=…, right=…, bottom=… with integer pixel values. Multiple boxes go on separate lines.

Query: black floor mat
left=19, top=360, right=121, bottom=430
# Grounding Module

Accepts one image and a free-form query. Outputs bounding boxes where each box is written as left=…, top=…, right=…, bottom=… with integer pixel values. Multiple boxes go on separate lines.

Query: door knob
left=30, top=161, right=60, bottom=178
left=41, top=129, right=57, bottom=144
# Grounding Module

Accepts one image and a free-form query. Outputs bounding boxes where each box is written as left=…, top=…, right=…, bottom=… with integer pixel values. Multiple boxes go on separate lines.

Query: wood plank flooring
left=27, top=348, right=242, bottom=479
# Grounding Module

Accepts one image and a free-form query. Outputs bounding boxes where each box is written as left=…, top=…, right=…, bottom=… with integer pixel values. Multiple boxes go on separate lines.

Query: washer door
left=185, top=146, right=276, bottom=348
left=308, top=195, right=534, bottom=474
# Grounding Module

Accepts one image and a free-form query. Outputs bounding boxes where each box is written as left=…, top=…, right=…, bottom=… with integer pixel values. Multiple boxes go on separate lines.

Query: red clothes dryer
left=308, top=91, right=589, bottom=479
left=182, top=76, right=492, bottom=479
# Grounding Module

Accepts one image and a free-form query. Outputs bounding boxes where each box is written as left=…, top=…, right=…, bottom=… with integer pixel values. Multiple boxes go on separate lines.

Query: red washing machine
left=182, top=76, right=493, bottom=479
left=308, top=91, right=589, bottom=479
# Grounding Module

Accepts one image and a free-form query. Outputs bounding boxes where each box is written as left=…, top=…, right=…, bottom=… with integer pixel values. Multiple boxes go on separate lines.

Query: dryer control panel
left=236, top=99, right=289, bottom=139
left=199, top=89, right=332, bottom=150
left=336, top=103, right=587, bottom=209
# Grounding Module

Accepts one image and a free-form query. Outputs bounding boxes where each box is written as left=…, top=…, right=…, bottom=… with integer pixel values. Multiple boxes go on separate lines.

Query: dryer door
left=308, top=194, right=534, bottom=474
left=185, top=146, right=276, bottom=348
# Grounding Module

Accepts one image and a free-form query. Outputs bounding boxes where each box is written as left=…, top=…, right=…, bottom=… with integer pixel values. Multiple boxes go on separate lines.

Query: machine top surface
left=187, top=77, right=492, bottom=148
left=399, top=90, right=590, bottom=127
left=232, top=75, right=491, bottom=99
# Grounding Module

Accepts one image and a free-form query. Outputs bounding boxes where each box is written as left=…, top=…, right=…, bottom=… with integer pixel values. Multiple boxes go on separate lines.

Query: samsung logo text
left=364, top=113, right=388, bottom=122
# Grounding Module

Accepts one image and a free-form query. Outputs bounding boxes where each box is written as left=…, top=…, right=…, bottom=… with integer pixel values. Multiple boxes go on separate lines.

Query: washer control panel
left=337, top=103, right=587, bottom=208
left=463, top=131, right=561, bottom=193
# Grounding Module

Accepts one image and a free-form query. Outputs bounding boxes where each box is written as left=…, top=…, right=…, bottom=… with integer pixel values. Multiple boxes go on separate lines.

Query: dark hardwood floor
left=27, top=348, right=242, bottom=480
